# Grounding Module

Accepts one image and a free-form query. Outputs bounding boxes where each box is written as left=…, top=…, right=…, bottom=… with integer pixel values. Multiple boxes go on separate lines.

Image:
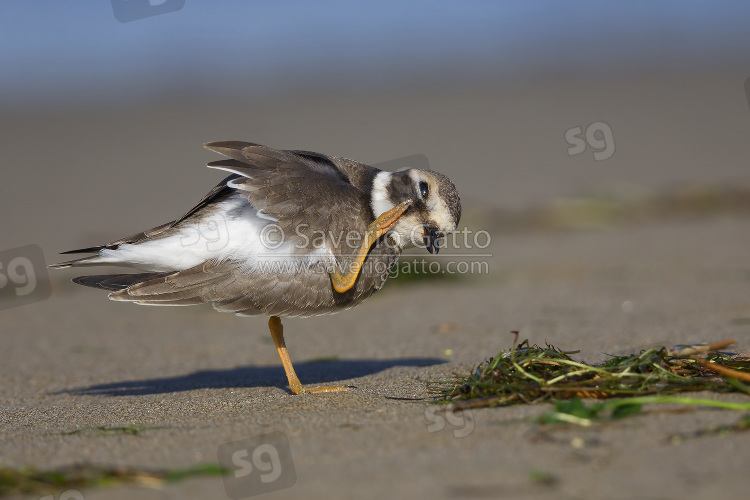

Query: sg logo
left=180, top=214, right=230, bottom=251
left=111, top=0, right=186, bottom=23
left=424, top=405, right=475, bottom=439
left=218, top=432, right=297, bottom=498
left=565, top=121, right=616, bottom=161
left=0, top=244, right=51, bottom=311
left=231, top=443, right=283, bottom=484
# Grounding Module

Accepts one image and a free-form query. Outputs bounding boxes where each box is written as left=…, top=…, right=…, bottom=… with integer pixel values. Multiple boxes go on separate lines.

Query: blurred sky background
left=1, top=1, right=750, bottom=109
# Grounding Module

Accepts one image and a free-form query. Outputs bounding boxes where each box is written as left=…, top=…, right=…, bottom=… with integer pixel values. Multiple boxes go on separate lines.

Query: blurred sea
left=1, top=1, right=749, bottom=110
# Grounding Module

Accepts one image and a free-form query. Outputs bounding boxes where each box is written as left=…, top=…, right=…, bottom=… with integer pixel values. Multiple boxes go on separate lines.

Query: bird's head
left=370, top=168, right=461, bottom=253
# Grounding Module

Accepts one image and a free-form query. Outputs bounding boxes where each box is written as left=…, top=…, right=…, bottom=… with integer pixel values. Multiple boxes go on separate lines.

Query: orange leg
left=329, top=199, right=413, bottom=293
left=268, top=316, right=349, bottom=394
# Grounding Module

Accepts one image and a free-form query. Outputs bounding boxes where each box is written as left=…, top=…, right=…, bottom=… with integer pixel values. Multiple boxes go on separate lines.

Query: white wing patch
left=96, top=196, right=331, bottom=272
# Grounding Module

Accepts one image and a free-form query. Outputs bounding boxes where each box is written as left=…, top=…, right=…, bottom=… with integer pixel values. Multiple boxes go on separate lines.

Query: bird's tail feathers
left=47, top=255, right=106, bottom=269
left=72, top=272, right=172, bottom=291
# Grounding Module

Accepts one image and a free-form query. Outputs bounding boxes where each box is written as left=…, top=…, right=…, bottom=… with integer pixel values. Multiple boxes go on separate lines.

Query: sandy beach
left=1, top=62, right=750, bottom=498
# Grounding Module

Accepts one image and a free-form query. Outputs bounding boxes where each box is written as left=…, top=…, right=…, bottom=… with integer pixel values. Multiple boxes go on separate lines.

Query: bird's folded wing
left=204, top=141, right=369, bottom=238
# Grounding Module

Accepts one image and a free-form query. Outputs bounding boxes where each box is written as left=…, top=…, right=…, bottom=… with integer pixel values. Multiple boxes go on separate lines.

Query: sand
left=2, top=69, right=750, bottom=499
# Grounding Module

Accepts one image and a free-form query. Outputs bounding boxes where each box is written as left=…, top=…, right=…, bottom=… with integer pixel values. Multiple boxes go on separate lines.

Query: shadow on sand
left=56, top=357, right=447, bottom=396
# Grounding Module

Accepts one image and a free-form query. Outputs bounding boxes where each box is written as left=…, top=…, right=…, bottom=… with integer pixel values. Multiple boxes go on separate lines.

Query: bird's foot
left=330, top=199, right=413, bottom=293
left=366, top=199, right=413, bottom=238
left=291, top=384, right=351, bottom=395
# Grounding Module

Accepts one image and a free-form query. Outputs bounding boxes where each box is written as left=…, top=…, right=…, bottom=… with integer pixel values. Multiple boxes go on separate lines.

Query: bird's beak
left=423, top=226, right=440, bottom=254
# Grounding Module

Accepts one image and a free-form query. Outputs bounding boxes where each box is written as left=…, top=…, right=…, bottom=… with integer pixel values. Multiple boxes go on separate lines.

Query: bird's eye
left=419, top=181, right=429, bottom=198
